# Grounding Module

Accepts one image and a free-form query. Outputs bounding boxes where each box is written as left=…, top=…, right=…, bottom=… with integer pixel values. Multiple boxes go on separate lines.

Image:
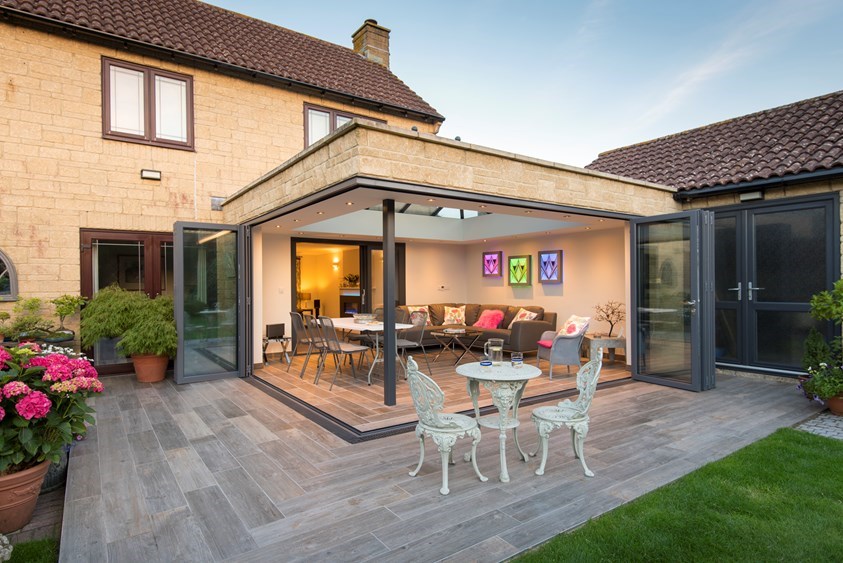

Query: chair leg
left=534, top=422, right=551, bottom=476
left=421, top=345, right=432, bottom=373
left=286, top=342, right=298, bottom=373
left=409, top=429, right=425, bottom=477
left=329, top=359, right=341, bottom=391
left=513, top=426, right=528, bottom=462
left=573, top=425, right=594, bottom=477
left=549, top=363, right=554, bottom=380
left=439, top=449, right=451, bottom=495
left=299, top=342, right=313, bottom=379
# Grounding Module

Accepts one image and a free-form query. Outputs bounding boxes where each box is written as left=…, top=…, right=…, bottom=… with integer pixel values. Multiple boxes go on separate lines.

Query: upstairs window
left=0, top=249, right=18, bottom=301
left=102, top=57, right=194, bottom=150
left=304, top=103, right=384, bottom=146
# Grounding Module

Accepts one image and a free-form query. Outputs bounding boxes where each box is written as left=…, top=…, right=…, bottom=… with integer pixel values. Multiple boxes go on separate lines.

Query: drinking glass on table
left=511, top=352, right=523, bottom=368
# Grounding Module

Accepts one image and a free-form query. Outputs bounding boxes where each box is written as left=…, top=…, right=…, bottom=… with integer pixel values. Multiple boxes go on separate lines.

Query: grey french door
left=715, top=198, right=837, bottom=372
left=174, top=222, right=248, bottom=384
left=631, top=210, right=715, bottom=391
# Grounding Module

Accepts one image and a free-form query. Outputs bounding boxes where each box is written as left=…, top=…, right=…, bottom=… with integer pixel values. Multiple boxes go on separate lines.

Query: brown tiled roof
left=586, top=90, right=843, bottom=191
left=0, top=0, right=443, bottom=121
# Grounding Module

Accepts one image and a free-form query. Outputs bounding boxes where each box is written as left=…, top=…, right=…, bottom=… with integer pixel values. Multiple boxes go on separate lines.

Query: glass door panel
left=714, top=214, right=740, bottom=362
left=175, top=223, right=240, bottom=383
left=631, top=210, right=714, bottom=391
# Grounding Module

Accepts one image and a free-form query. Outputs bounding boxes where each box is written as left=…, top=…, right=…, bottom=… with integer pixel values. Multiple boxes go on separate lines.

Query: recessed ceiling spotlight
left=346, top=202, right=354, bottom=206
left=317, top=211, right=324, bottom=215
left=483, top=239, right=487, bottom=242
left=275, top=225, right=280, bottom=229
left=479, top=205, right=487, bottom=209
left=293, top=219, right=301, bottom=223
left=562, top=214, right=571, bottom=218
left=525, top=210, right=533, bottom=214
left=598, top=219, right=605, bottom=222
left=427, top=198, right=435, bottom=202
left=545, top=231, right=551, bottom=235
left=585, top=227, right=592, bottom=230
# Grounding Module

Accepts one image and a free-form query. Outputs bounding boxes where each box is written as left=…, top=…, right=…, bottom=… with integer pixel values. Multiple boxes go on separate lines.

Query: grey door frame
left=174, top=221, right=247, bottom=384
left=630, top=209, right=715, bottom=391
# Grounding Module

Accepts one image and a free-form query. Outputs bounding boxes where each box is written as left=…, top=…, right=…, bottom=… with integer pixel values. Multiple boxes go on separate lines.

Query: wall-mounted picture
left=482, top=251, right=503, bottom=277
left=538, top=250, right=563, bottom=284
left=508, top=255, right=531, bottom=286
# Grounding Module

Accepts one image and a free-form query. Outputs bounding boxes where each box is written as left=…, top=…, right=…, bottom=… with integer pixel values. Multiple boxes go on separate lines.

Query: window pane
left=755, top=310, right=824, bottom=369
left=335, top=115, right=352, bottom=128
left=307, top=109, right=330, bottom=145
left=110, top=66, right=145, bottom=136
left=155, top=75, right=188, bottom=142
left=714, top=215, right=737, bottom=301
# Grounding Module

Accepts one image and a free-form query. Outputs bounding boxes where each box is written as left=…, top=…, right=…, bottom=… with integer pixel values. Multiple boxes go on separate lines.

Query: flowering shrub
left=802, top=362, right=843, bottom=403
left=0, top=343, right=102, bottom=474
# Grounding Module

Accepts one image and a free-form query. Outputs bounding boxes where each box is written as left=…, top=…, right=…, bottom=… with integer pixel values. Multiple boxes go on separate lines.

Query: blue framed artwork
left=538, top=250, right=562, bottom=284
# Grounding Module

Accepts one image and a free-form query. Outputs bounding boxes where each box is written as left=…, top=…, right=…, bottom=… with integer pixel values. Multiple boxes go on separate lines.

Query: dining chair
left=406, top=356, right=487, bottom=495
left=530, top=350, right=603, bottom=477
left=288, top=312, right=314, bottom=378
left=316, top=316, right=370, bottom=390
left=300, top=314, right=328, bottom=379
left=396, top=309, right=431, bottom=373
left=536, top=319, right=590, bottom=379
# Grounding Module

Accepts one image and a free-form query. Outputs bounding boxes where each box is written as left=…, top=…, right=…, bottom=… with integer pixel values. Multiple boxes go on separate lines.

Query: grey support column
left=382, top=199, right=397, bottom=406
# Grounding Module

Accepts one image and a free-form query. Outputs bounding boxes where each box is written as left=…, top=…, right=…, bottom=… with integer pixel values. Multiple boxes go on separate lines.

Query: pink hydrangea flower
left=50, top=377, right=103, bottom=394
left=15, top=391, right=52, bottom=420
left=68, top=358, right=98, bottom=379
left=17, top=342, right=41, bottom=353
left=0, top=406, right=5, bottom=422
left=0, top=348, right=11, bottom=370
left=43, top=362, right=72, bottom=382
left=3, top=380, right=32, bottom=398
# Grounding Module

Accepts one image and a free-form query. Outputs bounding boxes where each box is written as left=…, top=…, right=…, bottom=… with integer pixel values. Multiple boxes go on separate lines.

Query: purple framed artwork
left=538, top=250, right=563, bottom=284
left=482, top=251, right=503, bottom=277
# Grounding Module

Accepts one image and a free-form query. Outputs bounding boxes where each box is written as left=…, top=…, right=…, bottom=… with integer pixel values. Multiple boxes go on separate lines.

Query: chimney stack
left=352, top=19, right=390, bottom=68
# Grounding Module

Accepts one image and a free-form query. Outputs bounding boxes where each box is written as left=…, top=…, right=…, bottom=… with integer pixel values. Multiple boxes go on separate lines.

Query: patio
left=55, top=370, right=820, bottom=562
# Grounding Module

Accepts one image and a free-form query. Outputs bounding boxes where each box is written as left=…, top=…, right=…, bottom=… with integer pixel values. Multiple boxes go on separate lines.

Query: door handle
left=748, top=282, right=765, bottom=301
left=727, top=282, right=742, bottom=301
left=683, top=299, right=697, bottom=314
left=361, top=289, right=366, bottom=307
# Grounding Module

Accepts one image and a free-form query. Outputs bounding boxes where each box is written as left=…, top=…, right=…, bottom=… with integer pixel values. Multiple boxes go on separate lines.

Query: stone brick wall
left=223, top=121, right=681, bottom=224
left=0, top=22, right=433, bottom=314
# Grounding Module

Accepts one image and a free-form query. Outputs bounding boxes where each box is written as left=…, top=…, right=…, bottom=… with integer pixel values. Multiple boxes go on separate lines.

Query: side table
left=583, top=333, right=626, bottom=363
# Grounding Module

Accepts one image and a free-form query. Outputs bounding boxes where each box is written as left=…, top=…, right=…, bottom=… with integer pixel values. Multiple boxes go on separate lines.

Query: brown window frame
left=102, top=57, right=195, bottom=151
left=303, top=103, right=385, bottom=147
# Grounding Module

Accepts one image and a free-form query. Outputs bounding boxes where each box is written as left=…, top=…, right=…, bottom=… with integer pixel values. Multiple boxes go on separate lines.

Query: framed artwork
left=538, top=250, right=563, bottom=284
left=118, top=255, right=143, bottom=290
left=482, top=251, right=503, bottom=277
left=508, top=255, right=531, bottom=286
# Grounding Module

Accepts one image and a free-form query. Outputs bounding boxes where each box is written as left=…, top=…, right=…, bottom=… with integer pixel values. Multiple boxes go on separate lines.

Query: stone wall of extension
left=223, top=121, right=682, bottom=224
left=0, top=22, right=434, bottom=311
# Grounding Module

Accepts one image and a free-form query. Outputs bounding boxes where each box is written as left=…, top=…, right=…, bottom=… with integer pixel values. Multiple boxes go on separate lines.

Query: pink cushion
left=537, top=339, right=553, bottom=349
left=472, top=309, right=504, bottom=329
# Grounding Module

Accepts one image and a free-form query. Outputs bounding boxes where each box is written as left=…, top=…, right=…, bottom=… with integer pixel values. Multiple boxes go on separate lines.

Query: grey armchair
left=536, top=323, right=589, bottom=379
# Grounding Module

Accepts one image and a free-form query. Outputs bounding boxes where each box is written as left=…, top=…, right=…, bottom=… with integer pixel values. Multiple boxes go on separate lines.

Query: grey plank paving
left=59, top=373, right=823, bottom=562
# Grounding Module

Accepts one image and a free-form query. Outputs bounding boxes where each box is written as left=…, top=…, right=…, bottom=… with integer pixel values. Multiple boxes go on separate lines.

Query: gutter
left=673, top=167, right=843, bottom=202
left=0, top=7, right=445, bottom=124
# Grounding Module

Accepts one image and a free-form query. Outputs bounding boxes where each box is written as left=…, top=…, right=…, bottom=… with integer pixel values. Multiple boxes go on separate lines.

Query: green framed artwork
left=508, top=255, right=531, bottom=286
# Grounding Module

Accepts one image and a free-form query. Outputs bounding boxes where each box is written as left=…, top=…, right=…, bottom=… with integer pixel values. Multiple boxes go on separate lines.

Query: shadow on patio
left=58, top=373, right=819, bottom=561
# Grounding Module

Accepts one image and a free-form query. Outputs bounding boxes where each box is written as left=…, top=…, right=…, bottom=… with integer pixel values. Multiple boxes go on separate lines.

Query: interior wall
left=260, top=231, right=292, bottom=356
left=404, top=243, right=468, bottom=305
left=464, top=228, right=628, bottom=334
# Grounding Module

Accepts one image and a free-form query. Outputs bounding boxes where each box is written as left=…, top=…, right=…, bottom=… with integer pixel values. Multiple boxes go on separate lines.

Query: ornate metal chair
left=396, top=310, right=431, bottom=373
left=536, top=320, right=590, bottom=379
left=406, top=357, right=487, bottom=495
left=530, top=350, right=602, bottom=477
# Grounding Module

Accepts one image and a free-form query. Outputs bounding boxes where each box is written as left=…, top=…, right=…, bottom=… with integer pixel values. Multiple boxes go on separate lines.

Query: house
left=6, top=0, right=820, bottom=439
left=588, top=90, right=843, bottom=376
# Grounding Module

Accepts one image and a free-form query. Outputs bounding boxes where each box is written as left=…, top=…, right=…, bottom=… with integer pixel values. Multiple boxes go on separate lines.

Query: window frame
left=102, top=57, right=195, bottom=151
left=303, top=103, right=385, bottom=147
left=0, top=249, right=19, bottom=302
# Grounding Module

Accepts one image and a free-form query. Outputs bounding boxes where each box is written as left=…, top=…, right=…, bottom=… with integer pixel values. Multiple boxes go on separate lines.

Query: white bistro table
left=330, top=317, right=413, bottom=383
left=456, top=362, right=542, bottom=482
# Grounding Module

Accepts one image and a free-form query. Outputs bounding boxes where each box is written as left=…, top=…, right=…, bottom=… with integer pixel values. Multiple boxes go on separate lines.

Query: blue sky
left=206, top=0, right=843, bottom=166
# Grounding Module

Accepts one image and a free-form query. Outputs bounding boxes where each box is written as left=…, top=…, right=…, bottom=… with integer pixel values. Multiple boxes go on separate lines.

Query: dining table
left=329, top=317, right=413, bottom=383
left=456, top=361, right=542, bottom=482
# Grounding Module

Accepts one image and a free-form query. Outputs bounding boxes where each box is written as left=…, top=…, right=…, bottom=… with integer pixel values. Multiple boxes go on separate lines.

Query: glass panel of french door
left=174, top=222, right=241, bottom=383
left=631, top=210, right=714, bottom=391
left=714, top=214, right=741, bottom=363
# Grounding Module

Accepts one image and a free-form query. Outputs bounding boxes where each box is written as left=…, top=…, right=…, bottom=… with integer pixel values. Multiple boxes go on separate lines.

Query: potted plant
left=9, top=298, right=53, bottom=342
left=0, top=343, right=102, bottom=532
left=802, top=363, right=843, bottom=415
left=801, top=280, right=843, bottom=414
left=80, top=286, right=176, bottom=383
left=46, top=295, right=86, bottom=343
left=342, top=273, right=360, bottom=287
left=593, top=300, right=625, bottom=337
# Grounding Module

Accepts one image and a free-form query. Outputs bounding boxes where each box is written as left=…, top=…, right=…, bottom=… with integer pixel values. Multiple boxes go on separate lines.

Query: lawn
left=517, top=427, right=843, bottom=562
left=9, top=538, right=58, bottom=563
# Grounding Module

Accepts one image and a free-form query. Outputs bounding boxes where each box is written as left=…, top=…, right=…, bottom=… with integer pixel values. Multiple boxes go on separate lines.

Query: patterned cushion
left=443, top=305, right=466, bottom=325
left=407, top=305, right=432, bottom=326
left=559, top=315, right=590, bottom=336
left=537, top=339, right=553, bottom=348
left=472, top=309, right=505, bottom=329
left=508, top=307, right=538, bottom=329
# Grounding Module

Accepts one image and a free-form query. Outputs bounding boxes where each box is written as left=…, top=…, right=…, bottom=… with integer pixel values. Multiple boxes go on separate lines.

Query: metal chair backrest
left=401, top=310, right=428, bottom=344
left=568, top=350, right=603, bottom=414
left=303, top=314, right=324, bottom=347
left=405, top=357, right=452, bottom=428
left=290, top=312, right=309, bottom=346
left=373, top=307, right=384, bottom=321
left=317, top=316, right=343, bottom=354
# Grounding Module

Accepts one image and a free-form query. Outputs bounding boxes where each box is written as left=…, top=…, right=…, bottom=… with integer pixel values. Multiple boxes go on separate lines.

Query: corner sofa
left=395, top=303, right=557, bottom=354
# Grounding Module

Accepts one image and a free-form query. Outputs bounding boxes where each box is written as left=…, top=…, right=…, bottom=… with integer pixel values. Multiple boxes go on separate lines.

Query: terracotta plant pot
left=0, top=460, right=51, bottom=533
left=827, top=395, right=843, bottom=416
left=131, top=354, right=169, bottom=383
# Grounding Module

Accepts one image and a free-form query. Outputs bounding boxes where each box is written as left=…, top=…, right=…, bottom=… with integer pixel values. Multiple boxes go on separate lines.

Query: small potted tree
left=47, top=294, right=87, bottom=342
left=80, top=286, right=176, bottom=382
left=9, top=298, right=53, bottom=342
left=803, top=280, right=843, bottom=414
left=593, top=300, right=626, bottom=337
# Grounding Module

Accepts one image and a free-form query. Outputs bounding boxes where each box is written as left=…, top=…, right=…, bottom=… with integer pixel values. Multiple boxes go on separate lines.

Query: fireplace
left=339, top=288, right=361, bottom=317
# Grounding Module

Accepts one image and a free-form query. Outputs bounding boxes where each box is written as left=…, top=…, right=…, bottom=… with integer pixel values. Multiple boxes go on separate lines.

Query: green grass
left=9, top=538, right=58, bottom=563
left=517, top=428, right=843, bottom=562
